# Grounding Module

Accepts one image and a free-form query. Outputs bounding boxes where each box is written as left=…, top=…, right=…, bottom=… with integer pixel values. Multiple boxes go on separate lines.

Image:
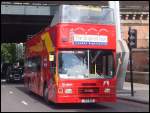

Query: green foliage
left=1, top=43, right=17, bottom=63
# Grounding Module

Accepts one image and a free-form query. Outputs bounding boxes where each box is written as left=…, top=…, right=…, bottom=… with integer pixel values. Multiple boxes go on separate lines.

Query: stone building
left=119, top=1, right=149, bottom=83
left=121, top=11, right=149, bottom=48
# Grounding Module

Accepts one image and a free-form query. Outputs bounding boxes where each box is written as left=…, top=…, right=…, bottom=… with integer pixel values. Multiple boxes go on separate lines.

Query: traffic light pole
left=128, top=27, right=135, bottom=96
left=128, top=27, right=134, bottom=96
left=129, top=47, right=134, bottom=96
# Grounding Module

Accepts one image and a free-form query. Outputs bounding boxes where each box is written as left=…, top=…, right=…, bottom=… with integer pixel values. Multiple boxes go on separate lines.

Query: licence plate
left=14, top=78, right=20, bottom=80
left=81, top=99, right=95, bottom=103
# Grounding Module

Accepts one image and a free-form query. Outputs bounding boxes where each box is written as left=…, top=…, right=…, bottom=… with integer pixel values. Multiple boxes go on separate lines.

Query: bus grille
left=78, top=87, right=99, bottom=94
left=81, top=83, right=96, bottom=86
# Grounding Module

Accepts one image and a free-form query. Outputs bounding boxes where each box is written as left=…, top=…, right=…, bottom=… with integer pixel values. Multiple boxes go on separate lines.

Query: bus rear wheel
left=44, top=86, right=49, bottom=104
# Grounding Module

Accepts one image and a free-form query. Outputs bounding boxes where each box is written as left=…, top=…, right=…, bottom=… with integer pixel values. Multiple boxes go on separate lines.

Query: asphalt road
left=1, top=81, right=149, bottom=112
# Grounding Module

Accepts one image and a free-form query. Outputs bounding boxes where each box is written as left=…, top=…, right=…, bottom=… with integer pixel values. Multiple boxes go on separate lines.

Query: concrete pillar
left=109, top=1, right=129, bottom=90
left=109, top=1, right=121, bottom=41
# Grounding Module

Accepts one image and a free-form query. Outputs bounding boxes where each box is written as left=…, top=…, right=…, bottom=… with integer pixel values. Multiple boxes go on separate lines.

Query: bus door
left=41, top=55, right=49, bottom=95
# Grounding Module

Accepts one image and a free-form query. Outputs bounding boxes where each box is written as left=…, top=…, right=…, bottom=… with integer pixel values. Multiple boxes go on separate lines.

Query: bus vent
left=81, top=83, right=96, bottom=86
left=78, top=87, right=99, bottom=94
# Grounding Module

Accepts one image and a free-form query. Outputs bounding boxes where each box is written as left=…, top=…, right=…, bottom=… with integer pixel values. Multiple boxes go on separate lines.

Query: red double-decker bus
left=24, top=5, right=116, bottom=103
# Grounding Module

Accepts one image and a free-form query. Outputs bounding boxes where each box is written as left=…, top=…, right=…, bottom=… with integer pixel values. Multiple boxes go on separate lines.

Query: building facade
left=121, top=12, right=149, bottom=48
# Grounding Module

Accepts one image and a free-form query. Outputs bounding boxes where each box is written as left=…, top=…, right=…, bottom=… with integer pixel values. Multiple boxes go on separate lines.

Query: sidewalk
left=117, top=82, right=149, bottom=104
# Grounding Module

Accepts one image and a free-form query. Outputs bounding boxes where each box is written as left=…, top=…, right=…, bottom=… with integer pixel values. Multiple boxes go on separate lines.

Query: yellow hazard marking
left=41, top=32, right=54, bottom=52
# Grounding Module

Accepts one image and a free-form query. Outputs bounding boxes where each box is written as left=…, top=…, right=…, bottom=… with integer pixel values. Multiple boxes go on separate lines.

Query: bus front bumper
left=55, top=95, right=116, bottom=103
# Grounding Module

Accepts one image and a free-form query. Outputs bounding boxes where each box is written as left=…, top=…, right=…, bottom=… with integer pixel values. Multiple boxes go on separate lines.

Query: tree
left=1, top=43, right=17, bottom=63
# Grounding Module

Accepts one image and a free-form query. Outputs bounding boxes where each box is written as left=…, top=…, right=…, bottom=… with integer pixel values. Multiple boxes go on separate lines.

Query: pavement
left=117, top=82, right=149, bottom=104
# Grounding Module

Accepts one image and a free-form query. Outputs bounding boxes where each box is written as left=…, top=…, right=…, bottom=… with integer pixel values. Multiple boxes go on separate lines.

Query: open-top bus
left=24, top=5, right=116, bottom=103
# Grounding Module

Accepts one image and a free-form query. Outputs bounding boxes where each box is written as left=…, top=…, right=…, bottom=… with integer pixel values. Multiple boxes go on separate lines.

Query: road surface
left=1, top=81, right=149, bottom=112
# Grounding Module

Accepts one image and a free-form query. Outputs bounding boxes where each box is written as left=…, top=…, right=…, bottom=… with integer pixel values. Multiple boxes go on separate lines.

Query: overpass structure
left=1, top=1, right=149, bottom=43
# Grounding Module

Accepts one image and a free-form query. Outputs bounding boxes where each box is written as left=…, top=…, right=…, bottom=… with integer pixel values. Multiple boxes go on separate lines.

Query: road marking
left=21, top=101, right=28, bottom=106
left=1, top=79, right=6, bottom=82
left=9, top=91, right=13, bottom=94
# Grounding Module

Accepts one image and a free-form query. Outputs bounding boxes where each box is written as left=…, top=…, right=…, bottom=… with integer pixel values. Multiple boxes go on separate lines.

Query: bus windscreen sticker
left=73, top=34, right=108, bottom=45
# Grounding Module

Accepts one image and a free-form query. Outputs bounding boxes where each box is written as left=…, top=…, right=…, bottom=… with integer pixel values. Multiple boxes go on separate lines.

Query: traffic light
left=128, top=27, right=137, bottom=48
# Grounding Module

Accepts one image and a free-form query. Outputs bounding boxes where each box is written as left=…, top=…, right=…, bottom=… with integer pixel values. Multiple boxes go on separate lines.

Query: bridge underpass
left=1, top=15, right=53, bottom=43
left=1, top=3, right=57, bottom=43
left=1, top=1, right=148, bottom=43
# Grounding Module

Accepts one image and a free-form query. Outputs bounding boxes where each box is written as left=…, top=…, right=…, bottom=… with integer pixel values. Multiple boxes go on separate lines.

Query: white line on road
left=1, top=79, right=6, bottom=82
left=9, top=91, right=13, bottom=94
left=21, top=101, right=28, bottom=106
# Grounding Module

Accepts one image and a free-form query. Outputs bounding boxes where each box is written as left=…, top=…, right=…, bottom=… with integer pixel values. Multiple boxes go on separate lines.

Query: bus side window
left=32, top=56, right=41, bottom=72
left=26, top=57, right=41, bottom=73
left=35, top=56, right=41, bottom=71
left=27, top=58, right=32, bottom=71
left=49, top=52, right=56, bottom=75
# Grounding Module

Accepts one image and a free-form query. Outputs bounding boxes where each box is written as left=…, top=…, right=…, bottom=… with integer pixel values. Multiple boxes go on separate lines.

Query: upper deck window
left=51, top=5, right=115, bottom=26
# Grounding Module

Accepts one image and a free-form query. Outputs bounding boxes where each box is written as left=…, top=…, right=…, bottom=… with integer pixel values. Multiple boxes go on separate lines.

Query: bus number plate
left=81, top=99, right=95, bottom=103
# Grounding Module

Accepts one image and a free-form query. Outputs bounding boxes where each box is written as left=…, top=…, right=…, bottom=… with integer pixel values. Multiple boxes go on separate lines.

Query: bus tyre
left=44, top=86, right=49, bottom=104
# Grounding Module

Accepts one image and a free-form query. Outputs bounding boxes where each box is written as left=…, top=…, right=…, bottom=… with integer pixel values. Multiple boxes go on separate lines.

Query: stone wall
left=125, top=49, right=149, bottom=84
left=130, top=49, right=149, bottom=72
left=126, top=71, right=149, bottom=84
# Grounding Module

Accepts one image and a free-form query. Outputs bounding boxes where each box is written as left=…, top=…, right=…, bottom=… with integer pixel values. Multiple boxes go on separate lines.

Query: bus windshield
left=58, top=50, right=115, bottom=79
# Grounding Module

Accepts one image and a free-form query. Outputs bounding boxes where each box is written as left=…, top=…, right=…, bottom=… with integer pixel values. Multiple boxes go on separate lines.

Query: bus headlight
left=58, top=88, right=63, bottom=94
left=104, top=88, right=110, bottom=93
left=65, top=89, right=72, bottom=94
